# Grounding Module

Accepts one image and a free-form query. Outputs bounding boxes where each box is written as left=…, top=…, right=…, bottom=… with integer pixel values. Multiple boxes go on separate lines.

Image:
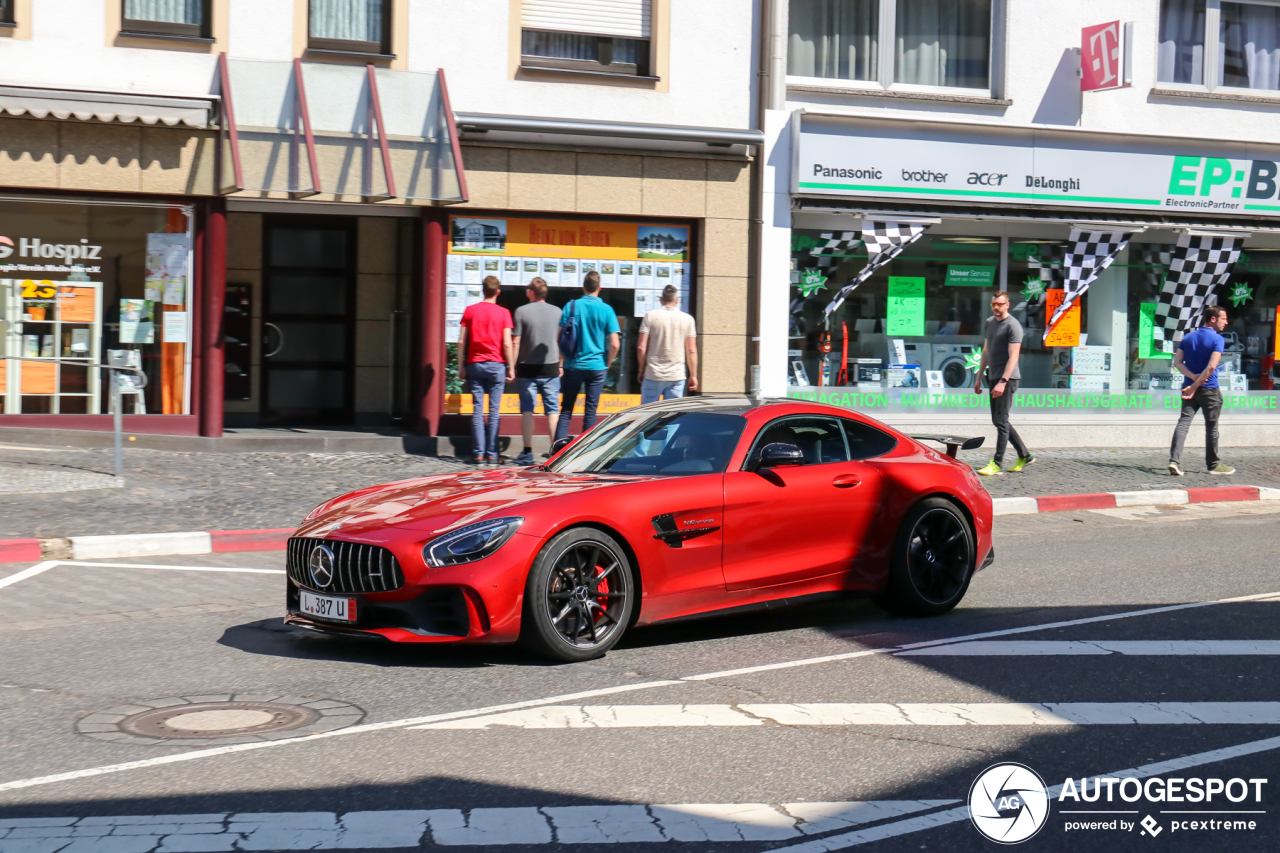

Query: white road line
left=0, top=801, right=958, bottom=850
left=56, top=561, right=285, bottom=575
left=414, top=702, right=1280, bottom=730
left=0, top=561, right=58, bottom=591
left=3, top=589, right=1279, bottom=794
left=0, top=562, right=284, bottom=590
left=898, top=640, right=1280, bottom=656
left=779, top=734, right=1280, bottom=851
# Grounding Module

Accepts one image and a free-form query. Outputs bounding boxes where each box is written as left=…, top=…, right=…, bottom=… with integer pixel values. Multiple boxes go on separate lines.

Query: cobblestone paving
left=0, top=446, right=468, bottom=539
left=956, top=447, right=1280, bottom=497
left=0, top=463, right=124, bottom=495
left=0, top=443, right=1275, bottom=540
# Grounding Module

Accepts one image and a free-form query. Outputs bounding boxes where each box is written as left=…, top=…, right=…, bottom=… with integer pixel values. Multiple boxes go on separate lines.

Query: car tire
left=520, top=527, right=636, bottom=662
left=876, top=497, right=975, bottom=617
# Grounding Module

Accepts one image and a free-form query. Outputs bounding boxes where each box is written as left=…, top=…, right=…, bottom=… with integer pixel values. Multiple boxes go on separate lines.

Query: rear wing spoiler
left=910, top=435, right=985, bottom=458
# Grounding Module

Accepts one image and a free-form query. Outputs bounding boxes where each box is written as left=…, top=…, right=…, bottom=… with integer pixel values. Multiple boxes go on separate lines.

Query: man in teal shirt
left=556, top=270, right=620, bottom=442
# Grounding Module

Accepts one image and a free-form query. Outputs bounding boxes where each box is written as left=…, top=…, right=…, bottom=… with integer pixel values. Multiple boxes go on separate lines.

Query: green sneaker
left=1008, top=455, right=1036, bottom=473
left=1209, top=463, right=1235, bottom=475
left=1169, top=460, right=1185, bottom=477
left=976, top=461, right=1003, bottom=476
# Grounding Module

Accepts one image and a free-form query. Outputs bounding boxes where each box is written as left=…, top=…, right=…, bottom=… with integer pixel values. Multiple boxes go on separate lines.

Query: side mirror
left=550, top=437, right=574, bottom=455
left=755, top=442, right=805, bottom=470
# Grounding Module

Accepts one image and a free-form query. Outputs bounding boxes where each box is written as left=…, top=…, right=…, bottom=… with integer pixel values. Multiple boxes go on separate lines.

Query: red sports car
left=285, top=397, right=993, bottom=661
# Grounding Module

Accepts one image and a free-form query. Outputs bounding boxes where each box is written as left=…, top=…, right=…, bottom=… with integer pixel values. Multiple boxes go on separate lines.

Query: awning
left=0, top=84, right=216, bottom=128
left=454, top=112, right=764, bottom=148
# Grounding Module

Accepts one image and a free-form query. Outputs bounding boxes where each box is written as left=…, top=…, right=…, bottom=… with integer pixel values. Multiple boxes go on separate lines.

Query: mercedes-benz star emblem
left=969, top=762, right=1050, bottom=844
left=308, top=544, right=336, bottom=589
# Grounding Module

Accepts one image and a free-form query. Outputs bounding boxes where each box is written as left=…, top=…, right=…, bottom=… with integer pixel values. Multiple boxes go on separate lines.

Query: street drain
left=77, top=694, right=365, bottom=746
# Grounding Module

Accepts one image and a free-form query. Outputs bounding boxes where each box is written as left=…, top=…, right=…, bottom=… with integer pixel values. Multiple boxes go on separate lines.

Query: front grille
left=287, top=537, right=405, bottom=593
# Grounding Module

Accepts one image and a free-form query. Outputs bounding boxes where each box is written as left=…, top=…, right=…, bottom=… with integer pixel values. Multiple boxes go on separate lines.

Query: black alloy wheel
left=878, top=497, right=975, bottom=616
left=521, top=528, right=635, bottom=661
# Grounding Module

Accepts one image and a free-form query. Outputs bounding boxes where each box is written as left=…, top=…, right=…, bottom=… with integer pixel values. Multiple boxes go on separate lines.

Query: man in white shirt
left=637, top=285, right=698, bottom=404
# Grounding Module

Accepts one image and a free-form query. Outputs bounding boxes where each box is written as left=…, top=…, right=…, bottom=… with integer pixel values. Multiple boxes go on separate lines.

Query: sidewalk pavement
left=0, top=442, right=1271, bottom=541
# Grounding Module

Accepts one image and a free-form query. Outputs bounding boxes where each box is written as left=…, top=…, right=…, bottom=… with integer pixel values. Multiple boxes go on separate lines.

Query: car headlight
left=423, top=517, right=523, bottom=567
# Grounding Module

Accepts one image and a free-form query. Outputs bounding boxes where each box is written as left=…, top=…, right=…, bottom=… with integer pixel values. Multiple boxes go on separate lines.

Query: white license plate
left=299, top=590, right=356, bottom=623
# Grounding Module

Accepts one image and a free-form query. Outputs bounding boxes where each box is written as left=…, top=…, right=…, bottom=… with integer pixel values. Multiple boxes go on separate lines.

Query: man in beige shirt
left=637, top=285, right=698, bottom=404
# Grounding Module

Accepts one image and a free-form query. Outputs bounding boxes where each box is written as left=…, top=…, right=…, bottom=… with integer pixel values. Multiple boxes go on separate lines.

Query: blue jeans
left=517, top=375, right=561, bottom=414
left=640, top=378, right=686, bottom=404
left=556, top=369, right=606, bottom=442
left=467, top=361, right=506, bottom=460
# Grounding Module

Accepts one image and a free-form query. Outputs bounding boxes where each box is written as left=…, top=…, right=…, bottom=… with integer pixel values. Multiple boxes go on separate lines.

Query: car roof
left=627, top=394, right=791, bottom=416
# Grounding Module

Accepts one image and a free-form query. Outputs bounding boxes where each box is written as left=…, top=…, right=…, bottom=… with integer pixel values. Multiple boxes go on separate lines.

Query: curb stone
left=992, top=485, right=1280, bottom=515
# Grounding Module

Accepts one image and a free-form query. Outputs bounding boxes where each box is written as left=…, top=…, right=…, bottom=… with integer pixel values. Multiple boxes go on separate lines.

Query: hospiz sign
left=795, top=117, right=1280, bottom=217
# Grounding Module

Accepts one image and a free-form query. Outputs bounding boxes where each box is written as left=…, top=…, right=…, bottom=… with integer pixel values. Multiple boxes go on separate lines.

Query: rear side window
left=840, top=418, right=898, bottom=460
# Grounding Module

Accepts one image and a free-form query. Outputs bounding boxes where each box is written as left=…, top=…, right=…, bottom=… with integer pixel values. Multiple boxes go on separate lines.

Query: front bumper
left=978, top=545, right=995, bottom=572
left=283, top=530, right=545, bottom=644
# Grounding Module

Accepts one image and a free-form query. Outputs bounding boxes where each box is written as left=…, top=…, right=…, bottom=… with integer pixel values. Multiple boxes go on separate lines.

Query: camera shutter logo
left=969, top=763, right=1050, bottom=844
left=0, top=236, right=12, bottom=259
left=308, top=544, right=336, bottom=589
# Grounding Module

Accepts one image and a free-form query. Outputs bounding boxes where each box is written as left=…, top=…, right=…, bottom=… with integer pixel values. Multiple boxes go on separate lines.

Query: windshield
left=546, top=411, right=746, bottom=476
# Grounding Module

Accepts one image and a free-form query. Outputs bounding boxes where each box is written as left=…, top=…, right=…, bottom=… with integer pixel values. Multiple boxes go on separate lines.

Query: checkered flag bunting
left=808, top=231, right=863, bottom=270
left=1153, top=233, right=1245, bottom=343
left=822, top=221, right=931, bottom=318
left=1043, top=228, right=1136, bottom=340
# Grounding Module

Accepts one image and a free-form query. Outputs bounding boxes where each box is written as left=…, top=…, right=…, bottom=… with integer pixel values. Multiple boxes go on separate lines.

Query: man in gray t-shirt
left=973, top=290, right=1033, bottom=475
left=511, top=277, right=563, bottom=466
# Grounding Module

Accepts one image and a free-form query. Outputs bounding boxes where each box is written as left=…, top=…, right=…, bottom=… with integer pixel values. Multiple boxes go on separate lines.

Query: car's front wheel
left=877, top=497, right=975, bottom=616
left=520, top=527, right=635, bottom=661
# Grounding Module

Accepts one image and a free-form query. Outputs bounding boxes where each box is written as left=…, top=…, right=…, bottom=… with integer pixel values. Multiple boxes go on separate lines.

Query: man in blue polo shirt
left=556, top=270, right=620, bottom=442
left=1169, top=304, right=1233, bottom=476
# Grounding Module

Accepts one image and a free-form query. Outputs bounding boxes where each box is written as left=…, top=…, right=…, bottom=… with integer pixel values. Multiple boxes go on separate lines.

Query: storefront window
left=444, top=216, right=694, bottom=414
left=789, top=229, right=999, bottom=390
left=0, top=199, right=193, bottom=415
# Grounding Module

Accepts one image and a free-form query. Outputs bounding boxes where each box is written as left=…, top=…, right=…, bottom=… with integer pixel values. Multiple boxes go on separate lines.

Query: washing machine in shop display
left=933, top=344, right=978, bottom=389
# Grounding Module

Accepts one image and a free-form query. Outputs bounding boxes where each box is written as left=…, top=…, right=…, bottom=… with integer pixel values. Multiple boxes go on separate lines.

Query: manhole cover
left=77, top=694, right=365, bottom=746
left=120, top=703, right=319, bottom=739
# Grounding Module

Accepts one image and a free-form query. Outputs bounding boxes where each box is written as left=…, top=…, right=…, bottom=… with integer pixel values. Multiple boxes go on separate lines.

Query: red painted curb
left=1036, top=493, right=1118, bottom=512
left=0, top=538, right=42, bottom=562
left=1187, top=486, right=1261, bottom=503
left=210, top=528, right=295, bottom=552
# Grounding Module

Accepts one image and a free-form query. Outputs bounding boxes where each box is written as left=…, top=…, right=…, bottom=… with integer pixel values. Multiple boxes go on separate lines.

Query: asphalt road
left=2, top=503, right=1279, bottom=852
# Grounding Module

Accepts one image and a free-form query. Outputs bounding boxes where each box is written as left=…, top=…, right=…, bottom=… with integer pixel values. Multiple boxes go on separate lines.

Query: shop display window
left=789, top=229, right=1001, bottom=391
left=0, top=199, right=192, bottom=416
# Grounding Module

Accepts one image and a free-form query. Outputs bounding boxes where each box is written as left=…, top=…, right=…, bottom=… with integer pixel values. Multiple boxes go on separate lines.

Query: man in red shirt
left=458, top=276, right=514, bottom=465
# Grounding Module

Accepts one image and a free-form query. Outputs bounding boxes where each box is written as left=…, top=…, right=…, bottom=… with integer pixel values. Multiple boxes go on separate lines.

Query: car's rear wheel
left=520, top=528, right=635, bottom=662
left=877, top=497, right=975, bottom=616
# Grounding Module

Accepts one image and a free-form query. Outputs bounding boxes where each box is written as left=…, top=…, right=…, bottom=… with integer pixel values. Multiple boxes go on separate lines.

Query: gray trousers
left=1170, top=386, right=1222, bottom=468
left=987, top=376, right=1029, bottom=466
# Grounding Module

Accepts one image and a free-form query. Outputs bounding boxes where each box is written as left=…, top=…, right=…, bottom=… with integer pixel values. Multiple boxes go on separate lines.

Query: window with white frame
left=1159, top=0, right=1280, bottom=92
left=309, top=0, right=391, bottom=56
left=121, top=0, right=210, bottom=38
left=520, top=0, right=653, bottom=77
left=788, top=0, right=993, bottom=92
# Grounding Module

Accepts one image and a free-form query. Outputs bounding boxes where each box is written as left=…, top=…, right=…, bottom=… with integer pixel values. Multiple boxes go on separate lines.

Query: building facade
left=758, top=0, right=1280, bottom=447
left=0, top=0, right=761, bottom=443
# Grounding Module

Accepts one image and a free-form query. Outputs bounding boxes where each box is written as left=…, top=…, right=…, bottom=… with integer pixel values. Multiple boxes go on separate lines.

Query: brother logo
left=902, top=169, right=947, bottom=183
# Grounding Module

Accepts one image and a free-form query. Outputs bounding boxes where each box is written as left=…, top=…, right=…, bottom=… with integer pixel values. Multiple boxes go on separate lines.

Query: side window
left=840, top=418, right=898, bottom=460
left=749, top=416, right=850, bottom=466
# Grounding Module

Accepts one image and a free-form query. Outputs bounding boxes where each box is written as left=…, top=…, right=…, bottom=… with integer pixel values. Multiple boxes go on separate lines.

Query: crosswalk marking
left=414, top=702, right=1280, bottom=729
left=898, top=640, right=1280, bottom=656
left=0, top=801, right=958, bottom=851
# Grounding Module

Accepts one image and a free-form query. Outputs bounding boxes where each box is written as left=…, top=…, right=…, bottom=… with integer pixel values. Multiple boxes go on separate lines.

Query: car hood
left=296, top=467, right=649, bottom=539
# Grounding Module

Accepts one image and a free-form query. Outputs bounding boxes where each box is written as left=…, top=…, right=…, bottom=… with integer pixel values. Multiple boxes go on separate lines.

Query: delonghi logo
left=969, top=763, right=1050, bottom=844
left=0, top=236, right=12, bottom=259
left=1026, top=175, right=1081, bottom=192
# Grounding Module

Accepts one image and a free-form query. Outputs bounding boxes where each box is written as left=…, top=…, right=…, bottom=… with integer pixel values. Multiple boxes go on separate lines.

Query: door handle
left=832, top=474, right=861, bottom=488
left=263, top=322, right=284, bottom=358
